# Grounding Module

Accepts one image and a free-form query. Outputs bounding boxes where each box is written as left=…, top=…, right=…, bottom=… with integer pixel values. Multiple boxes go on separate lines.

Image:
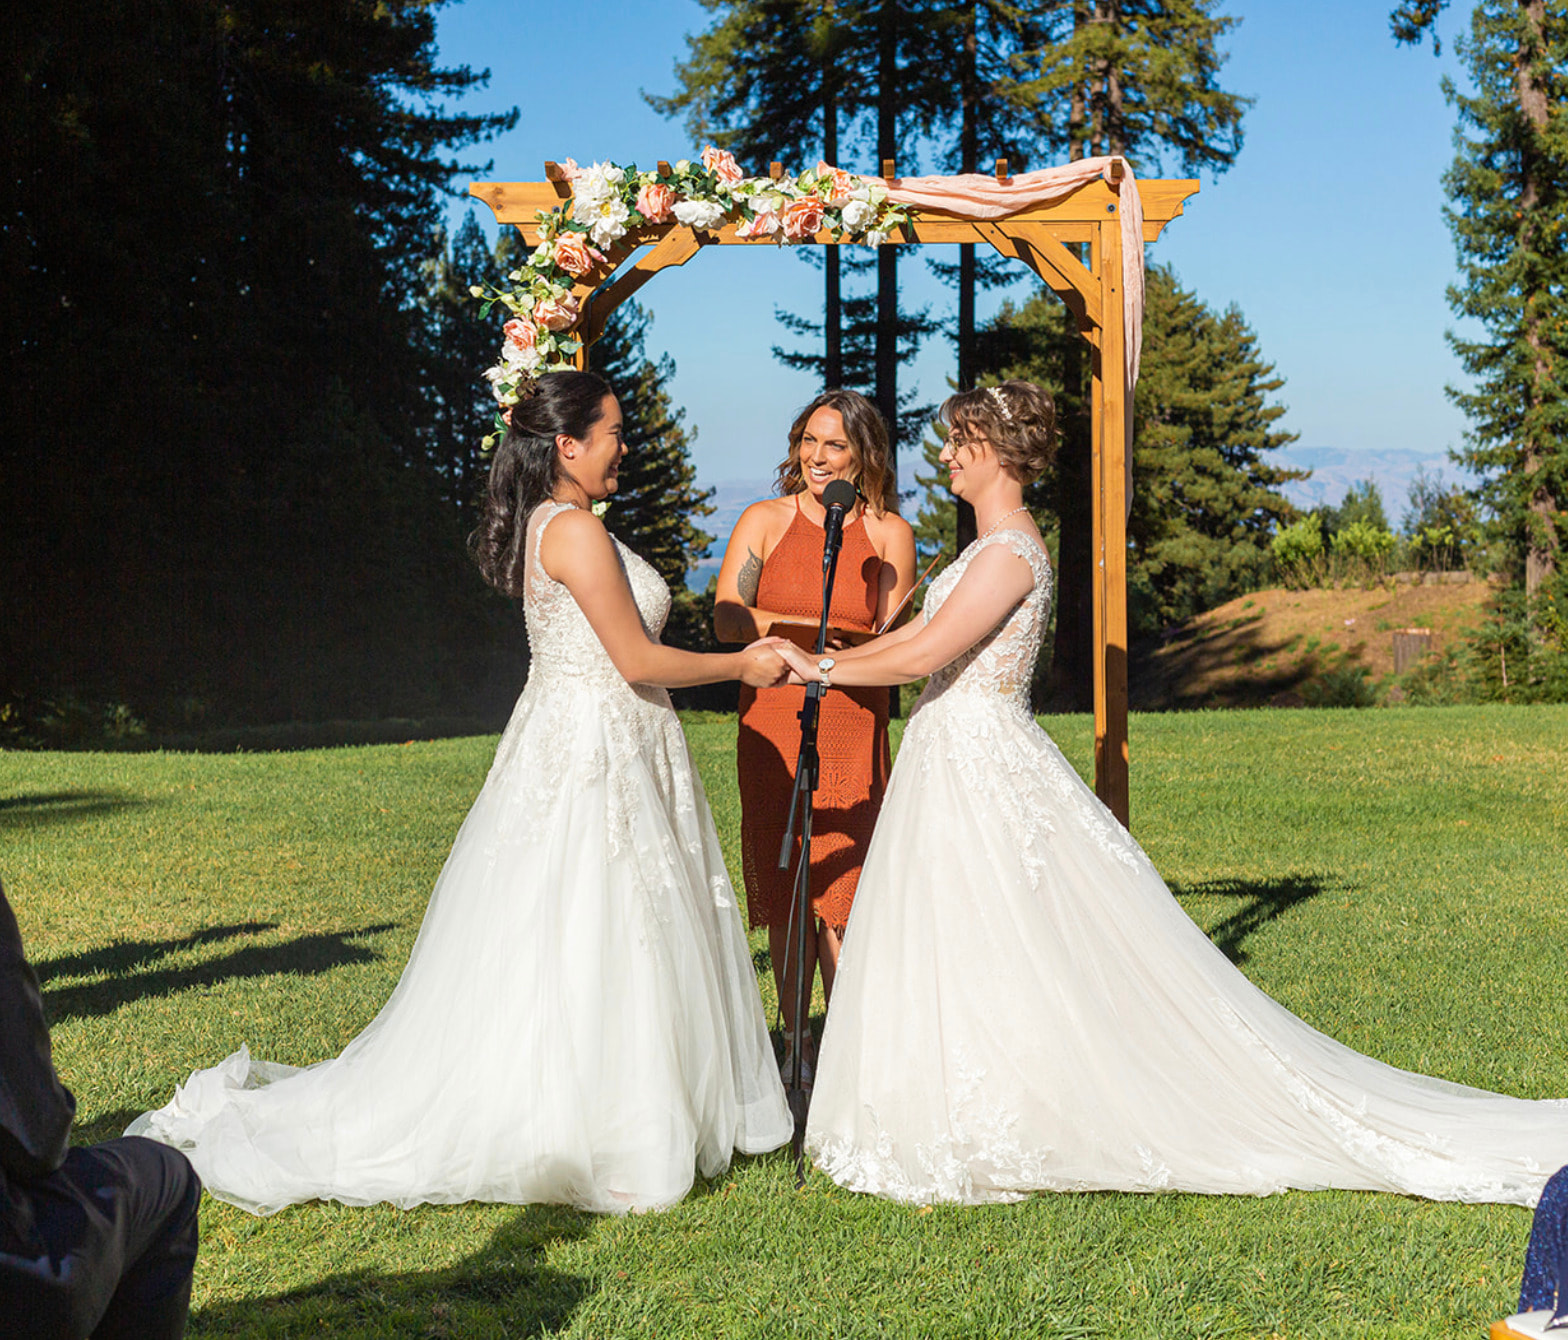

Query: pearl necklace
left=976, top=505, right=1029, bottom=544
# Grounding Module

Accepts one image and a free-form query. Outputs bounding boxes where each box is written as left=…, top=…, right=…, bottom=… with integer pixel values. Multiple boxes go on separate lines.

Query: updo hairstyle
left=774, top=388, right=900, bottom=516
left=939, top=380, right=1058, bottom=485
left=470, top=370, right=613, bottom=597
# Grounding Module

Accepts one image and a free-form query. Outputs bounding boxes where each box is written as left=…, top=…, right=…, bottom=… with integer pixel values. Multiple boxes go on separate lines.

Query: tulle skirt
left=130, top=671, right=791, bottom=1215
left=806, top=689, right=1568, bottom=1205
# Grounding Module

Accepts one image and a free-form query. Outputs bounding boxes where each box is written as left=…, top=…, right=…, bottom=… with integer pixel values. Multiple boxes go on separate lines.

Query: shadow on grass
left=0, top=789, right=152, bottom=829
left=1170, top=874, right=1333, bottom=966
left=41, top=923, right=396, bottom=1024
left=188, top=1205, right=595, bottom=1338
left=36, top=921, right=279, bottom=983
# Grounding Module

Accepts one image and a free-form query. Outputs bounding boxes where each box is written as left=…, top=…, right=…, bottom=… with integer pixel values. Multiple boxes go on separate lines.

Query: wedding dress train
left=805, top=528, right=1568, bottom=1206
left=130, top=502, right=791, bottom=1215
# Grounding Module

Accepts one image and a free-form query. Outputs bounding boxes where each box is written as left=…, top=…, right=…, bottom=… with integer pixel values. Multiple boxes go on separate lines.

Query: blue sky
left=433, top=0, right=1473, bottom=516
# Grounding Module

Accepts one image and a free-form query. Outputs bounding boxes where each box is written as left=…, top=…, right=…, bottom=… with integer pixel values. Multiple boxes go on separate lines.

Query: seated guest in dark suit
left=1522, top=1165, right=1568, bottom=1328
left=1, top=880, right=200, bottom=1338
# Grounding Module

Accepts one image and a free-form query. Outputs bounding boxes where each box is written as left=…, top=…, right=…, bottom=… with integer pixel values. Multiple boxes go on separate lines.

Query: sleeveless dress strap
left=528, top=501, right=578, bottom=592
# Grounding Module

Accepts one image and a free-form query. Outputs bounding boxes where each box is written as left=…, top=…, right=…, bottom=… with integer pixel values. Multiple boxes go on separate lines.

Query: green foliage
left=967, top=264, right=1299, bottom=635
left=1404, top=465, right=1485, bottom=571
left=1322, top=477, right=1392, bottom=535
left=1400, top=573, right=1568, bottom=704
left=591, top=302, right=716, bottom=594
left=1271, top=515, right=1327, bottom=590
left=1302, top=663, right=1381, bottom=708
left=1331, top=521, right=1398, bottom=563
left=4, top=706, right=1566, bottom=1336
left=0, top=0, right=520, bottom=729
left=1396, top=0, right=1568, bottom=596
left=1010, top=0, right=1250, bottom=170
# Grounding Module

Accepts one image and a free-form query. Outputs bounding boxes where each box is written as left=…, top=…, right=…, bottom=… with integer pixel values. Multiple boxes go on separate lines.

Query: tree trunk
left=955, top=0, right=978, bottom=549
left=1516, top=0, right=1558, bottom=597
left=875, top=0, right=899, bottom=462
left=1051, top=0, right=1095, bottom=709
left=824, top=34, right=843, bottom=389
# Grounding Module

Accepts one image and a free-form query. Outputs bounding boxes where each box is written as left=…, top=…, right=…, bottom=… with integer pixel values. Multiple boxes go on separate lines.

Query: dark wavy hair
left=773, top=388, right=900, bottom=516
left=470, top=370, right=613, bottom=597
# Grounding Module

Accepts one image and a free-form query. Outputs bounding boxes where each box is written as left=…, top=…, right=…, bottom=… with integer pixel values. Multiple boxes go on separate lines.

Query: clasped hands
left=738, top=637, right=828, bottom=689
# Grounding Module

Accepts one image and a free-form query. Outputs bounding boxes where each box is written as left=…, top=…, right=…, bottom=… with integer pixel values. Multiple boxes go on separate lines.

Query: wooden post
left=1095, top=215, right=1130, bottom=828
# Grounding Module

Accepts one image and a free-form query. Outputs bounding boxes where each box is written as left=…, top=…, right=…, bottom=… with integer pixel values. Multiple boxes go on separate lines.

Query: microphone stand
left=777, top=488, right=851, bottom=1188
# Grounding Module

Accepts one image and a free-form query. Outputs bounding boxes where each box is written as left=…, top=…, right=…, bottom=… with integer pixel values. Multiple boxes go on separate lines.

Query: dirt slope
left=1131, top=577, right=1495, bottom=709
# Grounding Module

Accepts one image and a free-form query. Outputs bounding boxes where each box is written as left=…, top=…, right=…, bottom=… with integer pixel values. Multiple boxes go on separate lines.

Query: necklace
left=976, top=505, right=1029, bottom=543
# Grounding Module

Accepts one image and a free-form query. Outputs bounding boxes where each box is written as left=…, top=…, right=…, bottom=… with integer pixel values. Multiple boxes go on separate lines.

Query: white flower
left=840, top=197, right=875, bottom=232
left=672, top=198, right=728, bottom=229
left=584, top=194, right=632, bottom=247
left=864, top=227, right=890, bottom=247
left=571, top=161, right=624, bottom=221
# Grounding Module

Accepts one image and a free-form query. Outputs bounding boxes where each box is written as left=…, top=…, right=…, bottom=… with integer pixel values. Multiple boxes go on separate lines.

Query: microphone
left=819, top=478, right=857, bottom=577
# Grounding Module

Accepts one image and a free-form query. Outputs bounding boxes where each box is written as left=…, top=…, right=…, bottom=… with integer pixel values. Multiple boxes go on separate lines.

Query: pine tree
left=1000, top=0, right=1249, bottom=707
left=1395, top=0, right=1568, bottom=605
left=944, top=264, right=1298, bottom=644
left=591, top=303, right=717, bottom=593
left=0, top=0, right=517, bottom=727
left=650, top=0, right=957, bottom=457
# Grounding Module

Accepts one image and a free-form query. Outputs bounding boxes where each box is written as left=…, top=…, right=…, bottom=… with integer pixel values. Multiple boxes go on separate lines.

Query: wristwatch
left=817, top=656, right=836, bottom=688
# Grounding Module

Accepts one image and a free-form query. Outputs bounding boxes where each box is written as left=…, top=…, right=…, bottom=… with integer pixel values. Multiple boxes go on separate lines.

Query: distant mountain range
left=1272, top=445, right=1468, bottom=520
left=681, top=448, right=1469, bottom=589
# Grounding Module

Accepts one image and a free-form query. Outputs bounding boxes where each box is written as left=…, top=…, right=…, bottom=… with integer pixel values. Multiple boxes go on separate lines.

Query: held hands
left=773, top=642, right=820, bottom=687
left=738, top=638, right=791, bottom=688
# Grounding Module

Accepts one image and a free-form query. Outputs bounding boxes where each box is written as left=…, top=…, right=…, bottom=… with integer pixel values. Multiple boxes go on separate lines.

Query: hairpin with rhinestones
left=987, top=385, right=1013, bottom=422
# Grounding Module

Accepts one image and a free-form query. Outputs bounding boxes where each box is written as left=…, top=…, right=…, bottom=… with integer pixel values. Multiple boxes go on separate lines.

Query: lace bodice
left=523, top=502, right=671, bottom=689
left=917, top=528, right=1053, bottom=711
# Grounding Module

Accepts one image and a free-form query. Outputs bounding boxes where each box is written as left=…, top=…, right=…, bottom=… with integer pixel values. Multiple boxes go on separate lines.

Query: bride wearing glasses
left=773, top=379, right=1568, bottom=1207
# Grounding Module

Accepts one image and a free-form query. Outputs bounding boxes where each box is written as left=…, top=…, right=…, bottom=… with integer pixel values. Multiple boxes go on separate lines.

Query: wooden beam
left=469, top=178, right=1199, bottom=236
left=1094, top=217, right=1131, bottom=828
left=994, top=158, right=1009, bottom=180
left=974, top=222, right=1100, bottom=340
left=657, top=160, right=672, bottom=177
left=881, top=159, right=896, bottom=179
left=769, top=161, right=784, bottom=180
left=578, top=227, right=706, bottom=347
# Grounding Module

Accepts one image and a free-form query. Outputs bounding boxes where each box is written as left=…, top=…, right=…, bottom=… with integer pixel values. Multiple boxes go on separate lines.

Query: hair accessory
left=987, top=385, right=1013, bottom=422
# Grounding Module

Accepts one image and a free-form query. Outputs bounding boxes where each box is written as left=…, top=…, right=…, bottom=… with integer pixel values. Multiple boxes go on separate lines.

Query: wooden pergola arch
left=472, top=162, right=1199, bottom=828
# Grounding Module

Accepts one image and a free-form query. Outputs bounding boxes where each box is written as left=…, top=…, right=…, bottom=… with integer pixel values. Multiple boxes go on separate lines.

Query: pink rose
left=503, top=317, right=538, bottom=353
left=781, top=196, right=826, bottom=241
left=700, top=144, right=746, bottom=186
left=551, top=234, right=604, bottom=278
left=502, top=406, right=514, bottom=425
left=636, top=180, right=676, bottom=223
left=533, top=294, right=580, bottom=332
left=735, top=211, right=780, bottom=239
left=814, top=162, right=856, bottom=206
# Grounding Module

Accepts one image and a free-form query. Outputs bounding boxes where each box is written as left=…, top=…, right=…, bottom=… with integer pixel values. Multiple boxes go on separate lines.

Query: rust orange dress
left=739, top=497, right=891, bottom=935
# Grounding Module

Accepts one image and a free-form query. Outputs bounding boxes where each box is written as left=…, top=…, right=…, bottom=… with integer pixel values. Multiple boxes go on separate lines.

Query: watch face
left=818, top=657, right=836, bottom=673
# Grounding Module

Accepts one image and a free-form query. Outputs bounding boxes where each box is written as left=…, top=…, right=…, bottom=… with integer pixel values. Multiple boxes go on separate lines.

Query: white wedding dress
left=130, top=502, right=791, bottom=1215
left=805, top=528, right=1568, bottom=1206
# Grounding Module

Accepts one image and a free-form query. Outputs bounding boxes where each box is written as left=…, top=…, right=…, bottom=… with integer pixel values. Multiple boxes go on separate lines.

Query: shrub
left=1270, top=515, right=1326, bottom=589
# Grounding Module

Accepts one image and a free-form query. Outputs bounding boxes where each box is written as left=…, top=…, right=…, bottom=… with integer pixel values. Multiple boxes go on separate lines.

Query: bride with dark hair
left=131, top=371, right=792, bottom=1215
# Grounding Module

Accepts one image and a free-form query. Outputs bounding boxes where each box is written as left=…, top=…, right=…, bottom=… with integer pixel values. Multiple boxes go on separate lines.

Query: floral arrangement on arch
left=473, top=146, right=913, bottom=449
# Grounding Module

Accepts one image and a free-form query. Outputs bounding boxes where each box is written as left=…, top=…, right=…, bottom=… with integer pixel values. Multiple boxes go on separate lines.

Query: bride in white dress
left=130, top=371, right=792, bottom=1215
left=774, top=379, right=1568, bottom=1207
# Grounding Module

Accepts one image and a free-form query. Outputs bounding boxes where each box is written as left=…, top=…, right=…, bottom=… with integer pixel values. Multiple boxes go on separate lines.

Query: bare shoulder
left=864, top=508, right=915, bottom=554
left=728, top=496, right=792, bottom=550
left=537, top=506, right=615, bottom=578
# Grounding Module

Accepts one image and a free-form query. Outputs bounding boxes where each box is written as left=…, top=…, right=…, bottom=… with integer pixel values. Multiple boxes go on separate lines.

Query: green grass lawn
left=2, top=704, right=1565, bottom=1338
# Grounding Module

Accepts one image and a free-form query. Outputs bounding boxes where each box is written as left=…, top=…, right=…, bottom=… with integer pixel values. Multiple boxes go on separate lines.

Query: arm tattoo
left=736, top=547, right=763, bottom=606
